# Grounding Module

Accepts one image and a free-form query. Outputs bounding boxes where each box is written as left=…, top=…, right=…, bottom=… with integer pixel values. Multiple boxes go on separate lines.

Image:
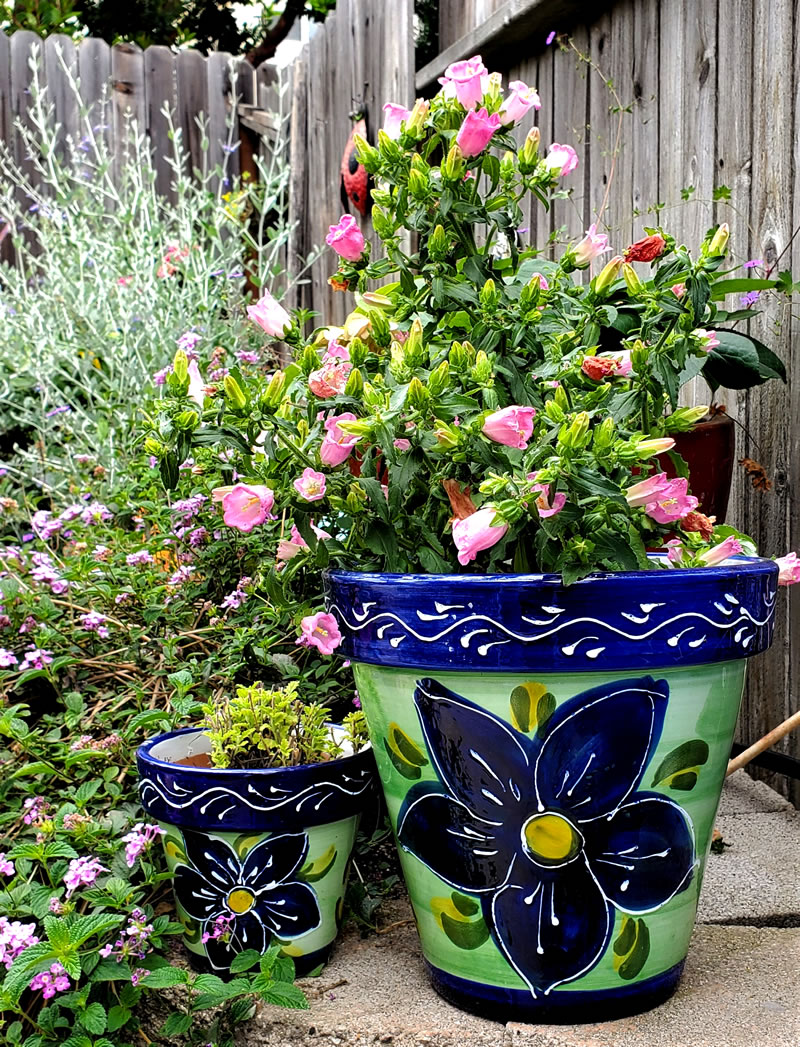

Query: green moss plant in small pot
left=137, top=681, right=375, bottom=975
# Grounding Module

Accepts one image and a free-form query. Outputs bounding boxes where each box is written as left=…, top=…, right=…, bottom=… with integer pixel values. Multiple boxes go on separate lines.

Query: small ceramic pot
left=324, top=557, right=777, bottom=1022
left=661, top=412, right=736, bottom=522
left=137, top=727, right=376, bottom=975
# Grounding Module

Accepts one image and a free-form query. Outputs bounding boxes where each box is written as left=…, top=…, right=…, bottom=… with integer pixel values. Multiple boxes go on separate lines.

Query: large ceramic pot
left=137, top=727, right=376, bottom=975
left=324, top=558, right=777, bottom=1022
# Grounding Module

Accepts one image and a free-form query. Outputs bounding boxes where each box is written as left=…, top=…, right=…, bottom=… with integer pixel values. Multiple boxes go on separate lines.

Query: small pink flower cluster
left=23, top=796, right=52, bottom=826
left=29, top=551, right=70, bottom=595
left=62, top=812, right=93, bottom=830
left=79, top=611, right=110, bottom=639
left=157, top=242, right=191, bottom=279
left=0, top=853, right=15, bottom=877
left=69, top=734, right=121, bottom=754
left=202, top=913, right=234, bottom=944
left=121, top=823, right=165, bottom=868
left=0, top=648, right=17, bottom=668
left=29, top=962, right=70, bottom=999
left=99, top=907, right=153, bottom=962
left=64, top=855, right=106, bottom=897
left=125, top=549, right=154, bottom=566
left=776, top=552, right=800, bottom=586
left=0, top=917, right=39, bottom=969
left=19, top=644, right=53, bottom=670
left=221, top=575, right=252, bottom=612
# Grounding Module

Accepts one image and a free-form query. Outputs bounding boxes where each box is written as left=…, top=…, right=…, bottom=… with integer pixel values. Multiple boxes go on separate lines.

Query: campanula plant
left=149, top=55, right=796, bottom=585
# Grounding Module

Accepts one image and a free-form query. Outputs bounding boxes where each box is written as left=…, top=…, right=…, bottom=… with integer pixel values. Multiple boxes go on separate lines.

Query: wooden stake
left=726, top=709, right=800, bottom=776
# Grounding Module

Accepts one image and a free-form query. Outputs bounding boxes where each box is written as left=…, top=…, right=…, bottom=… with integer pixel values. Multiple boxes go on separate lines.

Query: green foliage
left=203, top=679, right=367, bottom=769
left=0, top=51, right=306, bottom=499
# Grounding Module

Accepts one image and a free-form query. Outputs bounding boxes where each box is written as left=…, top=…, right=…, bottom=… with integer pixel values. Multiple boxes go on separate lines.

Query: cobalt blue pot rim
left=325, top=554, right=777, bottom=587
left=137, top=725, right=371, bottom=777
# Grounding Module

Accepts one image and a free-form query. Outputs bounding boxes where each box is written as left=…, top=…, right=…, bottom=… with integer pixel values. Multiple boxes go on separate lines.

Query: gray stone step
left=245, top=772, right=800, bottom=1047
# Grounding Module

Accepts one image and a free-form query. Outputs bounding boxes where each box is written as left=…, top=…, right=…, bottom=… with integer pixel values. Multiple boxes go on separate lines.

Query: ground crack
left=703, top=914, right=800, bottom=928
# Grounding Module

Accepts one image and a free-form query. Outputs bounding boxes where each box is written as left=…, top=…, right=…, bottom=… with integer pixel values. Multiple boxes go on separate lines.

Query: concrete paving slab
left=717, top=770, right=793, bottom=817
left=246, top=911, right=800, bottom=1047
left=698, top=810, right=800, bottom=924
left=508, top=926, right=800, bottom=1047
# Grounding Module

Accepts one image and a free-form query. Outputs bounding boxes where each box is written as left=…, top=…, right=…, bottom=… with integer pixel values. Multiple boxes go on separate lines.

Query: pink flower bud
left=693, top=328, right=720, bottom=352
left=499, top=80, right=541, bottom=124
left=382, top=102, right=411, bottom=139
left=481, top=405, right=536, bottom=449
left=444, top=55, right=488, bottom=109
left=326, top=214, right=366, bottom=262
left=455, top=107, right=502, bottom=158
left=698, top=536, right=743, bottom=566
left=544, top=142, right=579, bottom=176
left=625, top=472, right=671, bottom=508
left=452, top=507, right=509, bottom=566
left=572, top=223, right=610, bottom=266
left=246, top=290, right=291, bottom=338
left=776, top=551, right=800, bottom=585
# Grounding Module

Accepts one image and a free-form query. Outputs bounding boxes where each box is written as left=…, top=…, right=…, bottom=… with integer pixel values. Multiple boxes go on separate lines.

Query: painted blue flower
left=174, top=830, right=320, bottom=971
left=397, top=676, right=696, bottom=997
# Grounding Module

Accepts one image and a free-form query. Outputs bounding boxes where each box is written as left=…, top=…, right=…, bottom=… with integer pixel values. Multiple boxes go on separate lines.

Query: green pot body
left=137, top=728, right=377, bottom=975
left=325, top=561, right=778, bottom=1021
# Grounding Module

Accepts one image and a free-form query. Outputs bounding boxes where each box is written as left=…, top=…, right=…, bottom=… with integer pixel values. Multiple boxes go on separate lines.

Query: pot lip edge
left=137, top=726, right=372, bottom=776
left=325, top=554, right=777, bottom=587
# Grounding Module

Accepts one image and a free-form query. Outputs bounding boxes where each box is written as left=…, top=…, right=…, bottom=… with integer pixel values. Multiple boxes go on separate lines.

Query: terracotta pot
left=659, top=413, right=735, bottom=523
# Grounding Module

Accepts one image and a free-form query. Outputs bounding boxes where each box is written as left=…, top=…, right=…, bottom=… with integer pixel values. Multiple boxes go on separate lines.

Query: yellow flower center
left=226, top=888, right=255, bottom=914
left=522, top=812, right=580, bottom=864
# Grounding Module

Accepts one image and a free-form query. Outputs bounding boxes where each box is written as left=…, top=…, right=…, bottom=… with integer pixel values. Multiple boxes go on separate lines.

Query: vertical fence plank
left=287, top=51, right=309, bottom=313
left=176, top=49, right=208, bottom=179
left=144, top=45, right=177, bottom=202
left=207, top=51, right=234, bottom=195
left=535, top=44, right=555, bottom=254
left=551, top=29, right=590, bottom=247
left=9, top=30, right=41, bottom=258
left=0, top=30, right=13, bottom=265
left=111, top=42, right=145, bottom=186
left=43, top=34, right=78, bottom=157
left=715, top=0, right=753, bottom=528
left=630, top=0, right=659, bottom=235
left=739, top=0, right=795, bottom=799
left=78, top=36, right=112, bottom=163
left=788, top=3, right=800, bottom=806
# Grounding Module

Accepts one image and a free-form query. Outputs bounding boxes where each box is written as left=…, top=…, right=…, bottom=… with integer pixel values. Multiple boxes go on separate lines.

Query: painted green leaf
left=510, top=683, right=556, bottom=735
left=440, top=910, right=490, bottom=950
left=233, top=833, right=262, bottom=858
left=650, top=739, right=709, bottom=790
left=299, top=844, right=338, bottom=882
left=388, top=723, right=428, bottom=765
left=614, top=916, right=650, bottom=980
left=451, top=891, right=480, bottom=918
left=383, top=723, right=428, bottom=779
left=430, top=894, right=489, bottom=950
left=164, top=835, right=186, bottom=863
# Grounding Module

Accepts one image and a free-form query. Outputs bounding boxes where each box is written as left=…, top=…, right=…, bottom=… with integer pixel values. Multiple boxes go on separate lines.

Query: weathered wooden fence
left=0, top=28, right=285, bottom=267
left=418, top=0, right=800, bottom=804
left=285, top=0, right=415, bottom=322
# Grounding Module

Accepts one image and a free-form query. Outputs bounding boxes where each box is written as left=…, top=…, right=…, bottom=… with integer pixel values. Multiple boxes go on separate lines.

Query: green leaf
left=703, top=330, right=763, bottom=389
left=752, top=337, right=787, bottom=382
left=80, top=1003, right=106, bottom=1035
left=650, top=738, right=709, bottom=789
left=192, top=973, right=227, bottom=993
left=258, top=982, right=310, bottom=1010
left=45, top=916, right=72, bottom=954
left=89, top=959, right=133, bottom=982
left=229, top=949, right=262, bottom=973
left=710, top=277, right=776, bottom=299
left=105, top=1006, right=131, bottom=1033
left=299, top=844, right=338, bottom=883
left=160, top=1012, right=193, bottom=1037
left=2, top=943, right=57, bottom=1003
left=69, top=913, right=124, bottom=947
left=139, top=965, right=190, bottom=988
